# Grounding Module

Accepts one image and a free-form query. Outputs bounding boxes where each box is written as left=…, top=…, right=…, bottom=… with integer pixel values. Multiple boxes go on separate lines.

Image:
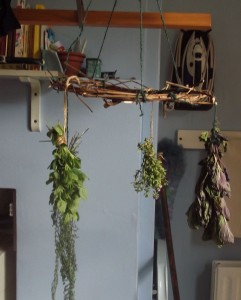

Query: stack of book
left=0, top=57, right=43, bottom=70
left=0, top=0, right=54, bottom=71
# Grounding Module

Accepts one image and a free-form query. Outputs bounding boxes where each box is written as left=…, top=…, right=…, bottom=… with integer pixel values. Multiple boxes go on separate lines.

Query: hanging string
left=63, top=83, right=68, bottom=144
left=155, top=0, right=182, bottom=85
left=64, top=77, right=80, bottom=145
left=62, top=0, right=95, bottom=143
left=66, top=93, right=69, bottom=144
left=62, top=0, right=94, bottom=74
left=212, top=100, right=218, bottom=129
left=139, top=0, right=143, bottom=92
left=63, top=76, right=88, bottom=144
left=135, top=0, right=146, bottom=116
left=139, top=0, right=153, bottom=136
left=91, top=0, right=118, bottom=78
left=150, top=102, right=154, bottom=140
left=68, top=0, right=94, bottom=51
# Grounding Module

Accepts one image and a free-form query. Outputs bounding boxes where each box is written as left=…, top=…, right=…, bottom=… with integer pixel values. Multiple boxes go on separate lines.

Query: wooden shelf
left=13, top=9, right=212, bottom=30
left=0, top=69, right=60, bottom=79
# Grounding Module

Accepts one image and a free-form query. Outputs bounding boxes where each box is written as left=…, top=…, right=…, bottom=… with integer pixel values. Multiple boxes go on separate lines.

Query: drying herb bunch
left=133, top=137, right=167, bottom=199
left=186, top=126, right=234, bottom=247
left=46, top=124, right=87, bottom=300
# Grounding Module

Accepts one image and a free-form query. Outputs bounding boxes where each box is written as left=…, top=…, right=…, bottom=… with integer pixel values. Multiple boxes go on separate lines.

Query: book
left=33, top=4, right=45, bottom=59
left=0, top=36, right=7, bottom=56
left=15, top=0, right=28, bottom=57
left=15, top=27, right=24, bottom=57
left=14, top=1, right=40, bottom=59
left=17, top=0, right=27, bottom=8
left=6, top=31, right=16, bottom=58
left=0, top=63, right=42, bottom=70
left=4, top=2, right=54, bottom=66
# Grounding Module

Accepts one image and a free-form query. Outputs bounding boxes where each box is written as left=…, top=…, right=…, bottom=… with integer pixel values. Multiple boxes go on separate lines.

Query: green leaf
left=47, top=123, right=89, bottom=300
left=64, top=212, right=72, bottom=223
left=53, top=124, right=65, bottom=136
left=133, top=138, right=167, bottom=199
left=57, top=200, right=67, bottom=213
left=69, top=198, right=80, bottom=214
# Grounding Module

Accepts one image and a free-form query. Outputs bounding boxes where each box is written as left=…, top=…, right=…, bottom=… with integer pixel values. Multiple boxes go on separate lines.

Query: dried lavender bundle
left=186, top=127, right=234, bottom=247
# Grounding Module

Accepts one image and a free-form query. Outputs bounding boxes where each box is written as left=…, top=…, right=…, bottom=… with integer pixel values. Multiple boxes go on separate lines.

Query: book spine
left=33, top=4, right=45, bottom=59
left=0, top=36, right=7, bottom=56
left=6, top=31, right=16, bottom=58
left=16, top=0, right=26, bottom=8
left=15, top=26, right=24, bottom=57
left=15, top=0, right=27, bottom=57
left=28, top=25, right=35, bottom=58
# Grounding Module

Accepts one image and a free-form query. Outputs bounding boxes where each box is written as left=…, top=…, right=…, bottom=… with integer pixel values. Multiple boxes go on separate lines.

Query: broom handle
left=160, top=186, right=180, bottom=300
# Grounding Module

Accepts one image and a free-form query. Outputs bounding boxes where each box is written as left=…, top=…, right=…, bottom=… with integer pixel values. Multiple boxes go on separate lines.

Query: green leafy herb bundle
left=46, top=124, right=87, bottom=300
left=133, top=137, right=167, bottom=199
left=186, top=127, right=234, bottom=247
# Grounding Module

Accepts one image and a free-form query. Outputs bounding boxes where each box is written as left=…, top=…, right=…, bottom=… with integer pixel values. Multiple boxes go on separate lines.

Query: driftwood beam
left=50, top=77, right=214, bottom=107
left=13, top=9, right=211, bottom=30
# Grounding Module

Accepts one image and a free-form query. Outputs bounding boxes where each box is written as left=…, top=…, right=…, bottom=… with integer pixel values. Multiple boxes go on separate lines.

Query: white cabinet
left=211, top=261, right=241, bottom=300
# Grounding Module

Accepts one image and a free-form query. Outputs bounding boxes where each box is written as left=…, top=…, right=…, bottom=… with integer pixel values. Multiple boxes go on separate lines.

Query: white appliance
left=0, top=249, right=6, bottom=300
left=157, top=239, right=168, bottom=300
left=211, top=260, right=241, bottom=300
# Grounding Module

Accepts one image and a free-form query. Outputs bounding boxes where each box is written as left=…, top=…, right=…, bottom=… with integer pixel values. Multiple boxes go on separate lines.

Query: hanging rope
left=212, top=100, right=218, bottom=129
left=90, top=0, right=118, bottom=78
left=139, top=0, right=144, bottom=92
left=139, top=0, right=154, bottom=134
left=155, top=0, right=181, bottom=85
left=68, top=0, right=95, bottom=51
left=66, top=93, right=69, bottom=144
left=63, top=76, right=82, bottom=144
left=62, top=0, right=94, bottom=75
left=150, top=102, right=154, bottom=139
left=135, top=0, right=146, bottom=116
left=63, top=76, right=93, bottom=142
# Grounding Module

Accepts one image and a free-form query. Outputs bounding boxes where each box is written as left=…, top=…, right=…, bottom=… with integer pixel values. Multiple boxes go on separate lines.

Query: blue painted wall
left=2, top=1, right=161, bottom=299
left=159, top=1, right=241, bottom=299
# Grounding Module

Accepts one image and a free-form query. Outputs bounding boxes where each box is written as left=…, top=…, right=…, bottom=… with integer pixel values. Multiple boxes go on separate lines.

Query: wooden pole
left=160, top=186, right=180, bottom=300
left=75, top=0, right=85, bottom=26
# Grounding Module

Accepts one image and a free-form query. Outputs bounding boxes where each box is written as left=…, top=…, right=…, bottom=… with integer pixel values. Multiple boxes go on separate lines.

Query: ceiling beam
left=13, top=9, right=211, bottom=30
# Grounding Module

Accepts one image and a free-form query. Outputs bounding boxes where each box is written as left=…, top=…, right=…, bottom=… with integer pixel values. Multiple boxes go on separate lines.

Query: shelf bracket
left=19, top=77, right=41, bottom=132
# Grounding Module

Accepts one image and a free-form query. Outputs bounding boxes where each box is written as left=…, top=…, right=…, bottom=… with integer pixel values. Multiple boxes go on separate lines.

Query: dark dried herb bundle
left=186, top=126, right=234, bottom=247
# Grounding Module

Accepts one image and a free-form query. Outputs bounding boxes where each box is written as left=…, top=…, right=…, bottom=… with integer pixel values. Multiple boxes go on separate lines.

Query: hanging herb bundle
left=186, top=126, right=234, bottom=247
left=46, top=123, right=87, bottom=300
left=133, top=137, right=167, bottom=199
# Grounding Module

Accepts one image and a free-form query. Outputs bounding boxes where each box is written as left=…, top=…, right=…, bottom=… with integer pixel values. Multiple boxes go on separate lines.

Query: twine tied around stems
left=56, top=135, right=67, bottom=146
left=63, top=76, right=82, bottom=143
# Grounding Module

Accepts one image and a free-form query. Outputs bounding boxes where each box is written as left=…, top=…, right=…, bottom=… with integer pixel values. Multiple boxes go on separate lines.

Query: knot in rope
left=56, top=135, right=67, bottom=146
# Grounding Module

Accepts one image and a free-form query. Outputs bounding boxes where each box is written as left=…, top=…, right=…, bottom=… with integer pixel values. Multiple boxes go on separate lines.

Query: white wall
left=2, top=0, right=162, bottom=299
